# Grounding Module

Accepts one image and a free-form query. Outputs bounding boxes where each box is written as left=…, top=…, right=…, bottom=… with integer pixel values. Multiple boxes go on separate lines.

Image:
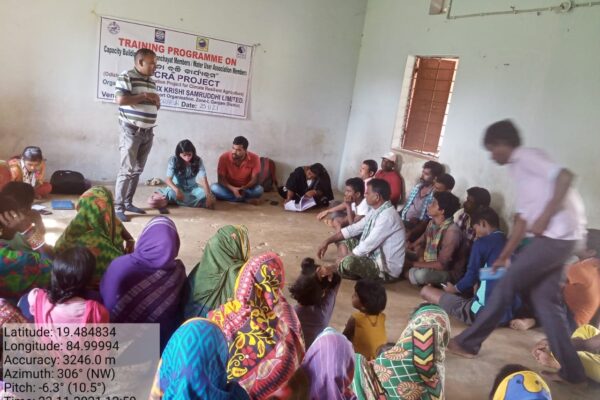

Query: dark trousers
left=114, top=122, right=154, bottom=212
left=455, top=236, right=586, bottom=383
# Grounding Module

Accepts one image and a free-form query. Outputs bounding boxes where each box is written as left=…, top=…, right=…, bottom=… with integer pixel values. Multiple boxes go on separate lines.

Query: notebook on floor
left=51, top=200, right=75, bottom=210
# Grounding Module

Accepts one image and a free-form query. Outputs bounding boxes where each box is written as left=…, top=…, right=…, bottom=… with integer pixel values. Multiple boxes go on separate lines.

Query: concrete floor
left=40, top=185, right=599, bottom=400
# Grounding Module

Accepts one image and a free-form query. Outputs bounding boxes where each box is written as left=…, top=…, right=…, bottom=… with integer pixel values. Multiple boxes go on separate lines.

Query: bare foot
left=531, top=341, right=560, bottom=370
left=447, top=338, right=477, bottom=359
left=509, top=318, right=536, bottom=331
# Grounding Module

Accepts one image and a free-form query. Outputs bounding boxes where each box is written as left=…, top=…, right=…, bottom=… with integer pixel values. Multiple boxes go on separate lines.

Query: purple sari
left=100, top=217, right=187, bottom=350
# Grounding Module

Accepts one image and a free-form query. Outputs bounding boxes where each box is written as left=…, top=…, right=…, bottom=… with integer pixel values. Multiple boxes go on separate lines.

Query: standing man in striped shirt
left=113, top=48, right=160, bottom=222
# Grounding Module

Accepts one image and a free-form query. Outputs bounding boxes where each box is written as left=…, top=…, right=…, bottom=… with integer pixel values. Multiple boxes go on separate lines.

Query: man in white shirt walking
left=448, top=120, right=587, bottom=385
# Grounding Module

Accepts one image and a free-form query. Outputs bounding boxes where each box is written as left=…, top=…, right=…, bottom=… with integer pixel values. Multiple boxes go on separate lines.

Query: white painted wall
left=0, top=0, right=366, bottom=186
left=341, top=0, right=600, bottom=227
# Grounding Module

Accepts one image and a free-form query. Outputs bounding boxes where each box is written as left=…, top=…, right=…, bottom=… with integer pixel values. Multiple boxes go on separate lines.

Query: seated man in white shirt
left=317, top=179, right=405, bottom=281
left=316, top=177, right=370, bottom=230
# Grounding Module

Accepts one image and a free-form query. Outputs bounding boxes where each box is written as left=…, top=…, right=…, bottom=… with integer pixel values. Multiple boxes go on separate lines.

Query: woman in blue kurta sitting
left=148, top=139, right=215, bottom=212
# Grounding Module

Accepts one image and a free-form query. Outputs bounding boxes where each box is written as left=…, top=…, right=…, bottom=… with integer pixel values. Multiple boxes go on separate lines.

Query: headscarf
left=492, top=371, right=551, bottom=400
left=55, top=186, right=125, bottom=287
left=371, top=304, right=450, bottom=400
left=184, top=225, right=250, bottom=318
left=302, top=328, right=356, bottom=400
left=209, top=252, right=305, bottom=400
left=149, top=318, right=249, bottom=400
left=100, top=217, right=187, bottom=350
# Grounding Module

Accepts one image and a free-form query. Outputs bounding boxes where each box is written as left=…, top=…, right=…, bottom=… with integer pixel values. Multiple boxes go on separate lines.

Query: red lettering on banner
left=166, top=47, right=224, bottom=63
left=118, top=38, right=165, bottom=53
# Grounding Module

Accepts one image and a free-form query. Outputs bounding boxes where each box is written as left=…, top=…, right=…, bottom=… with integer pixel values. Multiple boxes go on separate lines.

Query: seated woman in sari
left=149, top=318, right=249, bottom=400
left=28, top=247, right=109, bottom=324
left=273, top=327, right=356, bottom=400
left=101, top=216, right=187, bottom=351
left=208, top=252, right=305, bottom=400
left=0, top=194, right=52, bottom=302
left=184, top=225, right=250, bottom=319
left=54, top=186, right=134, bottom=288
left=8, top=146, right=52, bottom=198
left=278, top=163, right=334, bottom=208
left=353, top=303, right=450, bottom=400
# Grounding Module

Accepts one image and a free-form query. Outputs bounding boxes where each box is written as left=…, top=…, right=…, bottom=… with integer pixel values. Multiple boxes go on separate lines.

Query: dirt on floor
left=39, top=185, right=599, bottom=400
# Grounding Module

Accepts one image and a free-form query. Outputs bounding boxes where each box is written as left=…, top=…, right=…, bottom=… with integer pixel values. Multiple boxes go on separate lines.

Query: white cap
left=381, top=151, right=397, bottom=164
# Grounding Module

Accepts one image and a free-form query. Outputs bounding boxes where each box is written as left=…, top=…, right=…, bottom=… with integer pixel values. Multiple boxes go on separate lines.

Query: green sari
left=353, top=304, right=450, bottom=400
left=184, top=225, right=250, bottom=318
left=54, top=186, right=125, bottom=287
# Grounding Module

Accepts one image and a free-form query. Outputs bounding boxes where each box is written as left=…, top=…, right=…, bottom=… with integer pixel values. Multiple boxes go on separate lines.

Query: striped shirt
left=400, top=182, right=434, bottom=221
left=115, top=68, right=158, bottom=128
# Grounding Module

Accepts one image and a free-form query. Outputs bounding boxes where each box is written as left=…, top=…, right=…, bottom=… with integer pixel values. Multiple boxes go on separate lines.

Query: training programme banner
left=97, top=17, right=253, bottom=118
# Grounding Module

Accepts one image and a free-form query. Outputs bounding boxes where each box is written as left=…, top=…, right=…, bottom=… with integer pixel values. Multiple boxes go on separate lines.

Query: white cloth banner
left=97, top=17, right=253, bottom=118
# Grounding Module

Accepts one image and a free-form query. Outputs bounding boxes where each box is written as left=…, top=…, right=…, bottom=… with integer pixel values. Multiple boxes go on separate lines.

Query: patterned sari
left=54, top=186, right=125, bottom=287
left=184, top=225, right=250, bottom=318
left=100, top=217, right=187, bottom=351
left=0, top=233, right=52, bottom=301
left=354, top=304, right=450, bottom=400
left=209, top=252, right=305, bottom=399
left=150, top=318, right=249, bottom=400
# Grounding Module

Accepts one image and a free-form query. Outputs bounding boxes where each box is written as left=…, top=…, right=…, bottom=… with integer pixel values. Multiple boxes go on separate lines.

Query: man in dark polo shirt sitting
left=210, top=136, right=263, bottom=204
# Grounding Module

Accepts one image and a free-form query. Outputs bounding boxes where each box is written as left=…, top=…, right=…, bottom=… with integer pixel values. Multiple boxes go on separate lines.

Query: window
left=392, top=56, right=458, bottom=157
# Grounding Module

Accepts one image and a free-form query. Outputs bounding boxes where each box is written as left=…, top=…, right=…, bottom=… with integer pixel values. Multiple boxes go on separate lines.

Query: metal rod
left=446, top=0, right=600, bottom=20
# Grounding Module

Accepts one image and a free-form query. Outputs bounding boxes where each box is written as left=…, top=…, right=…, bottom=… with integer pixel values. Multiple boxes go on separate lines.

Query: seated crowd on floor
left=1, top=120, right=599, bottom=400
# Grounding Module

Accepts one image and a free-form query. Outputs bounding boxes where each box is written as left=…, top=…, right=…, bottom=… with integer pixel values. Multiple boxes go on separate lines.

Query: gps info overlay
left=2, top=323, right=159, bottom=399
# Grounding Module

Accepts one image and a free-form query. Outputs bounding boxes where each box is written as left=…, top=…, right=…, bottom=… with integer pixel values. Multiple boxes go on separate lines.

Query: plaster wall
left=341, top=0, right=600, bottom=227
left=0, top=0, right=367, bottom=185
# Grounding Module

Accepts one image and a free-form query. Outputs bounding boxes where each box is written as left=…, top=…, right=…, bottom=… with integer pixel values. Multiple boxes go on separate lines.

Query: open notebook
left=284, top=195, right=316, bottom=212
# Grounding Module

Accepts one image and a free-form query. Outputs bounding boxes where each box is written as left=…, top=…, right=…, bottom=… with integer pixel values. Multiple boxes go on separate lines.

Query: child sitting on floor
left=343, top=279, right=387, bottom=359
left=25, top=246, right=109, bottom=324
left=316, top=177, right=369, bottom=231
left=8, top=146, right=52, bottom=198
left=289, top=257, right=341, bottom=348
